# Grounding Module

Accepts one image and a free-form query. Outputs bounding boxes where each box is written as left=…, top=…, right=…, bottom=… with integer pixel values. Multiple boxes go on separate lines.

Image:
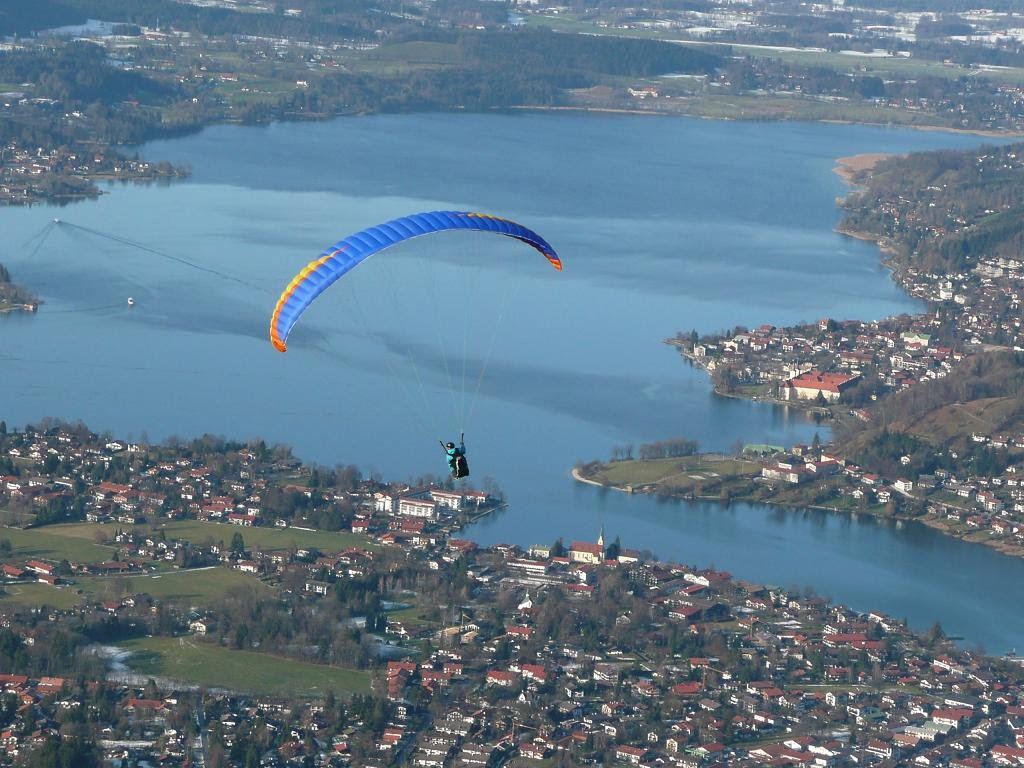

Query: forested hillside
left=840, top=143, right=1024, bottom=273
left=839, top=351, right=1024, bottom=478
left=0, top=43, right=200, bottom=148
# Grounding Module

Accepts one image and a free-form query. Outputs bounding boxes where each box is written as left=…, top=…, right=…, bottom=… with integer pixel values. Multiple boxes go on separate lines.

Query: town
left=4, top=0, right=1024, bottom=205
left=0, top=140, right=187, bottom=206
left=3, top=421, right=1024, bottom=767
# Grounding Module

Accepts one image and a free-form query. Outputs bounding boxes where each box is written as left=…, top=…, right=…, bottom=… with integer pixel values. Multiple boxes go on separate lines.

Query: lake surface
left=1, top=113, right=1021, bottom=652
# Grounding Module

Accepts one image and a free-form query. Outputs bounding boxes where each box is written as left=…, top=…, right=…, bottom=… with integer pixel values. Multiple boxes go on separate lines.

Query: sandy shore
left=833, top=152, right=894, bottom=184
left=571, top=466, right=632, bottom=492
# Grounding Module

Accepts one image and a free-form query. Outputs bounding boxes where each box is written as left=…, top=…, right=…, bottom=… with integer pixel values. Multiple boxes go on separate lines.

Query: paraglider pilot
left=441, top=434, right=469, bottom=479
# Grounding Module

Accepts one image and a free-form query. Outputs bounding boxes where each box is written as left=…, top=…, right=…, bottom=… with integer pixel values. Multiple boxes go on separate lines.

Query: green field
left=78, top=566, right=271, bottom=606
left=387, top=605, right=440, bottom=628
left=154, top=520, right=375, bottom=553
left=30, top=522, right=106, bottom=541
left=38, top=519, right=375, bottom=554
left=0, top=565, right=270, bottom=609
left=366, top=40, right=462, bottom=66
left=587, top=455, right=760, bottom=488
left=0, top=525, right=114, bottom=563
left=671, top=92, right=966, bottom=128
left=0, top=581, right=82, bottom=610
left=118, top=636, right=371, bottom=697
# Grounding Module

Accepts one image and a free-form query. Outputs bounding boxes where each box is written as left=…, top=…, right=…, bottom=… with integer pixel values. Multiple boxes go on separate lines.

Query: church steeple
left=597, top=526, right=605, bottom=550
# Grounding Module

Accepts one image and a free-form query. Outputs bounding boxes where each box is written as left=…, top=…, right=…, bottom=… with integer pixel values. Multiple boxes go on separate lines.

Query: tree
left=925, top=621, right=945, bottom=647
left=230, top=532, right=245, bottom=554
left=711, top=365, right=738, bottom=394
left=23, top=734, right=99, bottom=768
left=605, top=536, right=621, bottom=561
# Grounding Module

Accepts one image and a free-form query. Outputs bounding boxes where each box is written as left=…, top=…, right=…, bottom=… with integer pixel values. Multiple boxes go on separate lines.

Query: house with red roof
left=671, top=681, right=702, bottom=696
left=1, top=564, right=26, bottom=579
left=25, top=560, right=54, bottom=576
left=507, top=625, right=533, bottom=640
left=782, top=371, right=860, bottom=402
left=931, top=708, right=974, bottom=728
left=0, top=674, right=28, bottom=691
left=569, top=541, right=602, bottom=564
left=486, top=669, right=518, bottom=687
left=520, top=664, right=548, bottom=683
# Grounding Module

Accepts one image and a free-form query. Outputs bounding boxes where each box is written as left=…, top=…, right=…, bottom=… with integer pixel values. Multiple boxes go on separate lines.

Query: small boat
left=127, top=297, right=135, bottom=306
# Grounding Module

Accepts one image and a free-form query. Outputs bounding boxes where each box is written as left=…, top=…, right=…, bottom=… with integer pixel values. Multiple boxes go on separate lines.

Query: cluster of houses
left=0, top=672, right=362, bottom=766
left=0, top=138, right=168, bottom=205
left=755, top=435, right=1024, bottom=550
left=679, top=317, right=961, bottom=402
left=903, top=254, right=1024, bottom=351
left=5, top=526, right=1024, bottom=767
left=0, top=423, right=493, bottom=537
left=293, top=542, right=1024, bottom=768
left=849, top=149, right=1024, bottom=352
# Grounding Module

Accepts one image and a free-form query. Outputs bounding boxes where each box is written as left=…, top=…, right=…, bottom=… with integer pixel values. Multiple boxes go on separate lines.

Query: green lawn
left=118, top=636, right=371, bottom=697
left=0, top=581, right=82, bottom=610
left=36, top=522, right=111, bottom=540
left=387, top=605, right=440, bottom=628
left=366, top=40, right=463, bottom=65
left=927, top=489, right=968, bottom=507
left=680, top=93, right=962, bottom=128
left=0, top=525, right=114, bottom=564
left=0, top=565, right=270, bottom=609
left=215, top=76, right=304, bottom=106
left=591, top=456, right=760, bottom=488
left=37, top=519, right=375, bottom=554
left=77, top=566, right=271, bottom=606
left=154, top=520, right=376, bottom=554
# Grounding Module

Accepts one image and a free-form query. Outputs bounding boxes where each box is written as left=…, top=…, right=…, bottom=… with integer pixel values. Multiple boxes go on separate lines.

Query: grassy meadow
left=118, top=636, right=371, bottom=697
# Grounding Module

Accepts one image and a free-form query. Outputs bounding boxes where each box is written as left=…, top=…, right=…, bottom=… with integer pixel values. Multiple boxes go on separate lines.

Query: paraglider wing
left=270, top=211, right=561, bottom=352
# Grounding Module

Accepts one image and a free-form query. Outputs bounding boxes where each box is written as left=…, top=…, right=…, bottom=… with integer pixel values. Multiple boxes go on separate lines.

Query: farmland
left=0, top=524, right=113, bottom=563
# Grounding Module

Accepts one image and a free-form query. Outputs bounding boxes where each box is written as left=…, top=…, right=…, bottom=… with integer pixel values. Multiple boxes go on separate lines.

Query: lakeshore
left=572, top=142, right=1024, bottom=564
left=572, top=452, right=1024, bottom=562
left=0, top=280, right=37, bottom=314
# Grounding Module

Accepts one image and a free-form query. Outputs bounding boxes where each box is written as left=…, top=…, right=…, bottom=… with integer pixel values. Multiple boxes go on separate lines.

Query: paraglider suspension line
left=55, top=220, right=266, bottom=293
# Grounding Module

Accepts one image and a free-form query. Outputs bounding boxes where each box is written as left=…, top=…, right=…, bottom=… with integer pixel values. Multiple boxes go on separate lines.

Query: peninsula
left=577, top=140, right=1024, bottom=561
left=0, top=262, right=35, bottom=313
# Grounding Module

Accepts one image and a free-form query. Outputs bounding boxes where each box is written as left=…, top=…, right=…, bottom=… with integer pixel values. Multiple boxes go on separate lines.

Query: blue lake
left=1, top=113, right=1020, bottom=652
